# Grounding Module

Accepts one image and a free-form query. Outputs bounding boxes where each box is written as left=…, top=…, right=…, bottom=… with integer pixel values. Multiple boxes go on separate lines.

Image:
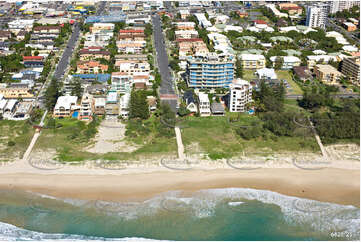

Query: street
left=286, top=93, right=360, bottom=99
left=152, top=14, right=175, bottom=95
left=53, top=22, right=81, bottom=80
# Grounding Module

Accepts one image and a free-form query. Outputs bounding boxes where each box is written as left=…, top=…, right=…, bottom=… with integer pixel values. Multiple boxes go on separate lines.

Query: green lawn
left=243, top=70, right=255, bottom=82
left=276, top=70, right=303, bottom=95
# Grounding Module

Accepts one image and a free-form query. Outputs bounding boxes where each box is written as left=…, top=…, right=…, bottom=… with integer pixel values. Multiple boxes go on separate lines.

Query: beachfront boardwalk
left=22, top=110, right=48, bottom=162
left=175, top=126, right=185, bottom=160
left=308, top=117, right=329, bottom=158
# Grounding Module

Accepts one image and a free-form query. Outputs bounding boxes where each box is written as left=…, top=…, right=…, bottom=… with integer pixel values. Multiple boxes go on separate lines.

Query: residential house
left=255, top=68, right=278, bottom=80
left=314, top=64, right=343, bottom=85
left=183, top=90, right=198, bottom=114
left=179, top=9, right=190, bottom=19
left=16, top=31, right=27, bottom=41
left=53, top=96, right=78, bottom=118
left=270, top=56, right=301, bottom=69
left=147, top=96, right=157, bottom=112
left=0, top=30, right=11, bottom=42
left=293, top=66, right=313, bottom=82
left=105, top=91, right=119, bottom=116
left=228, top=79, right=253, bottom=113
left=239, top=54, right=266, bottom=69
left=210, top=102, right=225, bottom=116
left=76, top=60, right=108, bottom=74
left=198, top=92, right=210, bottom=116
left=93, top=97, right=106, bottom=115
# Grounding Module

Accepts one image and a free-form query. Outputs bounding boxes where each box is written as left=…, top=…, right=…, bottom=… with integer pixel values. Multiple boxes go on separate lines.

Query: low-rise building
left=341, top=56, right=360, bottom=84
left=119, top=92, right=130, bottom=119
left=179, top=9, right=190, bottom=19
left=175, top=22, right=195, bottom=30
left=228, top=79, right=252, bottom=113
left=314, top=64, right=343, bottom=85
left=343, top=22, right=357, bottom=32
left=76, top=60, right=108, bottom=74
left=79, top=93, right=93, bottom=121
left=79, top=47, right=111, bottom=61
left=90, top=23, right=115, bottom=33
left=33, top=25, right=61, bottom=34
left=0, top=86, right=33, bottom=99
left=270, top=56, right=301, bottom=69
left=53, top=96, right=78, bottom=118
left=93, top=97, right=106, bottom=115
left=175, top=30, right=198, bottom=39
left=255, top=68, right=278, bottom=80
left=115, top=60, right=150, bottom=75
left=239, top=54, right=266, bottom=70
left=306, top=55, right=337, bottom=69
left=293, top=66, right=313, bottom=82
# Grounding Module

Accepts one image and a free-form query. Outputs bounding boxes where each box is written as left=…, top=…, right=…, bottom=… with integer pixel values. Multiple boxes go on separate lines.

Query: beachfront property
left=228, top=79, right=253, bottom=113
left=239, top=54, right=266, bottom=70
left=119, top=92, right=130, bottom=119
left=79, top=93, right=93, bottom=121
left=186, top=53, right=235, bottom=88
left=314, top=64, right=343, bottom=85
left=197, top=92, right=211, bottom=117
left=53, top=96, right=78, bottom=118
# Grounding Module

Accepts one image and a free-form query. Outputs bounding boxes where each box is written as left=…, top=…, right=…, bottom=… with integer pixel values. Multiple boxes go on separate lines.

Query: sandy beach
left=0, top=168, right=359, bottom=207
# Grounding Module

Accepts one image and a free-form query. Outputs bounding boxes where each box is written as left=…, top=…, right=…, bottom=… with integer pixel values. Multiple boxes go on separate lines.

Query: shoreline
left=0, top=168, right=359, bottom=207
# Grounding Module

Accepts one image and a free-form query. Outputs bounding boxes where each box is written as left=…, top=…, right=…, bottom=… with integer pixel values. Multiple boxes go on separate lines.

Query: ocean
left=0, top=188, right=359, bottom=241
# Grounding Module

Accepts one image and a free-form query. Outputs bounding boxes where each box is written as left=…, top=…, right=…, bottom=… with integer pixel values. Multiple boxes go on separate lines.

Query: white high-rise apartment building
left=229, top=79, right=252, bottom=113
left=306, top=3, right=329, bottom=28
left=329, top=1, right=360, bottom=13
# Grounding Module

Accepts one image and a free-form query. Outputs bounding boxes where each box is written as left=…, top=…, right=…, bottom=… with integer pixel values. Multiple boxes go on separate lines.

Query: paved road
left=53, top=22, right=81, bottom=80
left=286, top=93, right=360, bottom=99
left=152, top=14, right=175, bottom=95
left=97, top=1, right=106, bottom=15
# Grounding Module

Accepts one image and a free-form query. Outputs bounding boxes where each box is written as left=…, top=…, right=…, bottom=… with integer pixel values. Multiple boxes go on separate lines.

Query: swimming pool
left=72, top=111, right=79, bottom=118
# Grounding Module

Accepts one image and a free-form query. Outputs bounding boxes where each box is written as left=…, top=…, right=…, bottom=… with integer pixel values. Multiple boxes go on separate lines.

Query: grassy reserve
left=33, top=114, right=177, bottom=162
left=180, top=113, right=319, bottom=160
left=0, top=120, right=35, bottom=161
